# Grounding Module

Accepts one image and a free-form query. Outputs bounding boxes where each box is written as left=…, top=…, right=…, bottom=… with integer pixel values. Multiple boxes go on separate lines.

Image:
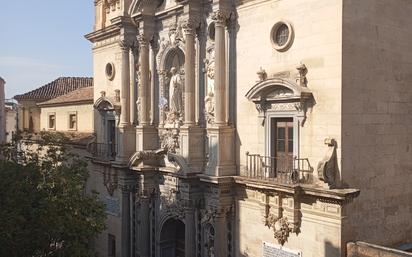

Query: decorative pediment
left=94, top=96, right=117, bottom=111
left=245, top=77, right=312, bottom=104
left=129, top=0, right=164, bottom=16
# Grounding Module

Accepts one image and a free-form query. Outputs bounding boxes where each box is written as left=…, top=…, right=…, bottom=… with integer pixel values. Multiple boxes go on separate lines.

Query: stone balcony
left=240, top=152, right=314, bottom=185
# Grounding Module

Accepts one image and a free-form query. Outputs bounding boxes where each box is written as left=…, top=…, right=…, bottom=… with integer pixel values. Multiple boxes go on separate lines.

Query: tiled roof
left=14, top=77, right=93, bottom=101
left=37, top=86, right=94, bottom=106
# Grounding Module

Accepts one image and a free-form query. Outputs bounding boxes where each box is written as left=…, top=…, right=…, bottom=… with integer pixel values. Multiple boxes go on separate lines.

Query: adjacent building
left=14, top=77, right=93, bottom=133
left=0, top=77, right=5, bottom=143
left=37, top=86, right=94, bottom=133
left=5, top=101, right=18, bottom=143
left=81, top=0, right=412, bottom=257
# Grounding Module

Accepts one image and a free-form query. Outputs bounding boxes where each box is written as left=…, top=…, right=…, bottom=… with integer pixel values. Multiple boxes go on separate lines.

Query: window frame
left=68, top=111, right=78, bottom=131
left=265, top=111, right=301, bottom=161
left=47, top=112, right=56, bottom=131
left=108, top=233, right=116, bottom=257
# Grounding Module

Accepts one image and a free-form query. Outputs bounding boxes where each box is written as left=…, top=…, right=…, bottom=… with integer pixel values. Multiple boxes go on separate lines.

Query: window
left=105, top=62, right=115, bottom=80
left=68, top=113, right=77, bottom=130
left=271, top=118, right=294, bottom=173
left=48, top=113, right=56, bottom=130
left=270, top=21, right=294, bottom=52
left=108, top=234, right=116, bottom=257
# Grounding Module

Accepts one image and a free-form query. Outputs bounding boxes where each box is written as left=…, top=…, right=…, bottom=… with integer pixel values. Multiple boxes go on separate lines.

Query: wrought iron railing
left=88, top=142, right=117, bottom=161
left=242, top=152, right=313, bottom=184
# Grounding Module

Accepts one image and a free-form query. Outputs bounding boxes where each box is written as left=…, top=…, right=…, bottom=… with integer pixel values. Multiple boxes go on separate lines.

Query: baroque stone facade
left=84, top=0, right=412, bottom=257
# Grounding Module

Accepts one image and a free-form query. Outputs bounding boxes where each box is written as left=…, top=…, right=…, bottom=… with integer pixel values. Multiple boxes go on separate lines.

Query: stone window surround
left=47, top=112, right=56, bottom=131
left=68, top=111, right=78, bottom=131
left=264, top=108, right=304, bottom=160
left=105, top=62, right=116, bottom=81
left=270, top=20, right=294, bottom=52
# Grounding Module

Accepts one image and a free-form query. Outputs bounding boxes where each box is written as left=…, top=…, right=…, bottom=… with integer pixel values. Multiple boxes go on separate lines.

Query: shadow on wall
left=325, top=240, right=341, bottom=257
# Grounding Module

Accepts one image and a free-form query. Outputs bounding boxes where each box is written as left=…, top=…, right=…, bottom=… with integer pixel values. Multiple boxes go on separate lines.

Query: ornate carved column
left=138, top=35, right=150, bottom=126
left=204, top=10, right=236, bottom=177
left=120, top=40, right=131, bottom=126
left=135, top=29, right=158, bottom=152
left=182, top=19, right=198, bottom=126
left=185, top=208, right=196, bottom=257
left=212, top=10, right=230, bottom=126
left=130, top=43, right=138, bottom=125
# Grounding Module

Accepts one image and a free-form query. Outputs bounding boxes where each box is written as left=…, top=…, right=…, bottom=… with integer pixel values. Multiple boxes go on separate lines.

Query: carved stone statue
left=205, top=91, right=215, bottom=124
left=205, top=60, right=215, bottom=124
left=169, top=67, right=183, bottom=114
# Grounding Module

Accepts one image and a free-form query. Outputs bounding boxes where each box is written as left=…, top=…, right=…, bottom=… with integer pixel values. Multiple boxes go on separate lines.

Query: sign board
left=263, top=242, right=302, bottom=257
left=105, top=196, right=120, bottom=216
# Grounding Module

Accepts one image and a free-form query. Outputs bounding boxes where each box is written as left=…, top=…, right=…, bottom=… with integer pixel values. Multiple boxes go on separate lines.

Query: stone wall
left=40, top=104, right=94, bottom=133
left=236, top=0, right=343, bottom=174
left=341, top=0, right=412, bottom=247
left=347, top=242, right=412, bottom=257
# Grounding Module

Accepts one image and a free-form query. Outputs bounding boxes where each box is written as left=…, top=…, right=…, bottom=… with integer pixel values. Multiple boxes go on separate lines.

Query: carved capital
left=181, top=17, right=200, bottom=35
left=118, top=39, right=132, bottom=51
left=212, top=10, right=231, bottom=25
left=137, top=34, right=150, bottom=48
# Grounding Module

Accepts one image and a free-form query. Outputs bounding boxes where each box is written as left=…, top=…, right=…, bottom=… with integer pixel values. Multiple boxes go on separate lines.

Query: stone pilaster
left=120, top=184, right=134, bottom=257
left=139, top=197, right=150, bottom=257
left=185, top=208, right=196, bottom=257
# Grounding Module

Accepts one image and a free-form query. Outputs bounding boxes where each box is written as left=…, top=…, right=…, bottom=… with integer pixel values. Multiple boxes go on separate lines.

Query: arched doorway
left=160, top=218, right=185, bottom=257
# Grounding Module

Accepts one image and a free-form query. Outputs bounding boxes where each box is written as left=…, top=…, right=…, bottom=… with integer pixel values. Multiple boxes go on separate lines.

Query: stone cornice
left=85, top=24, right=121, bottom=43
left=233, top=176, right=360, bottom=205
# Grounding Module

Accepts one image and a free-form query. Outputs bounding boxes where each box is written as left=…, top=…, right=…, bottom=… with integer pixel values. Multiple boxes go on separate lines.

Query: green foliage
left=0, top=131, right=106, bottom=257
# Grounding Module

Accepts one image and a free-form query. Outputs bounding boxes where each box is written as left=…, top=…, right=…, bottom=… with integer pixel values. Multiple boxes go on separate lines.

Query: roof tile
left=14, top=77, right=93, bottom=101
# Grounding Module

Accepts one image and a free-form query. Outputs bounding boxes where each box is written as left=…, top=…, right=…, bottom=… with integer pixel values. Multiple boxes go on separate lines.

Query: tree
left=0, top=132, right=106, bottom=257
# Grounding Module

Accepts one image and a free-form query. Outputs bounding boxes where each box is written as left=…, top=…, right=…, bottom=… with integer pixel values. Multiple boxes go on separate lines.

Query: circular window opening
left=208, top=22, right=215, bottom=41
left=271, top=21, right=294, bottom=52
left=105, top=63, right=115, bottom=80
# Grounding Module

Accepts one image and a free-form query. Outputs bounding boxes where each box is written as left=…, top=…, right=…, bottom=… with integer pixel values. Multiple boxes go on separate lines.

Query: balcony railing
left=88, top=142, right=117, bottom=161
left=241, top=152, right=313, bottom=184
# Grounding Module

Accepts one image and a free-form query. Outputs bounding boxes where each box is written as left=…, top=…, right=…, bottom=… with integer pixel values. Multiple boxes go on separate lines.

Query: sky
left=0, top=1, right=94, bottom=99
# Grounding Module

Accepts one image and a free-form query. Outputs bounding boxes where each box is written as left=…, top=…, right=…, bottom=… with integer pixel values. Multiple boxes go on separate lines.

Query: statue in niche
left=165, top=67, right=183, bottom=126
left=169, top=67, right=183, bottom=113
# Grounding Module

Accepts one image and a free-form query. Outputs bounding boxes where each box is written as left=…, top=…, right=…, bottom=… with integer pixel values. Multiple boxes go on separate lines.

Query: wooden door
left=271, top=118, right=294, bottom=175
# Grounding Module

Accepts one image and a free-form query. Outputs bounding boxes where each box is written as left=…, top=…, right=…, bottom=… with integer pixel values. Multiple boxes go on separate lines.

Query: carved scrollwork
left=201, top=208, right=218, bottom=224
left=103, top=168, right=118, bottom=196
left=317, top=138, right=339, bottom=188
left=160, top=129, right=180, bottom=153
left=161, top=192, right=187, bottom=220
left=265, top=215, right=292, bottom=246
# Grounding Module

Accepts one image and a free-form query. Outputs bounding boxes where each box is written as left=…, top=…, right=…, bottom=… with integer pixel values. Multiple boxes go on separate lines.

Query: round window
left=105, top=63, right=115, bottom=80
left=271, top=21, right=294, bottom=52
